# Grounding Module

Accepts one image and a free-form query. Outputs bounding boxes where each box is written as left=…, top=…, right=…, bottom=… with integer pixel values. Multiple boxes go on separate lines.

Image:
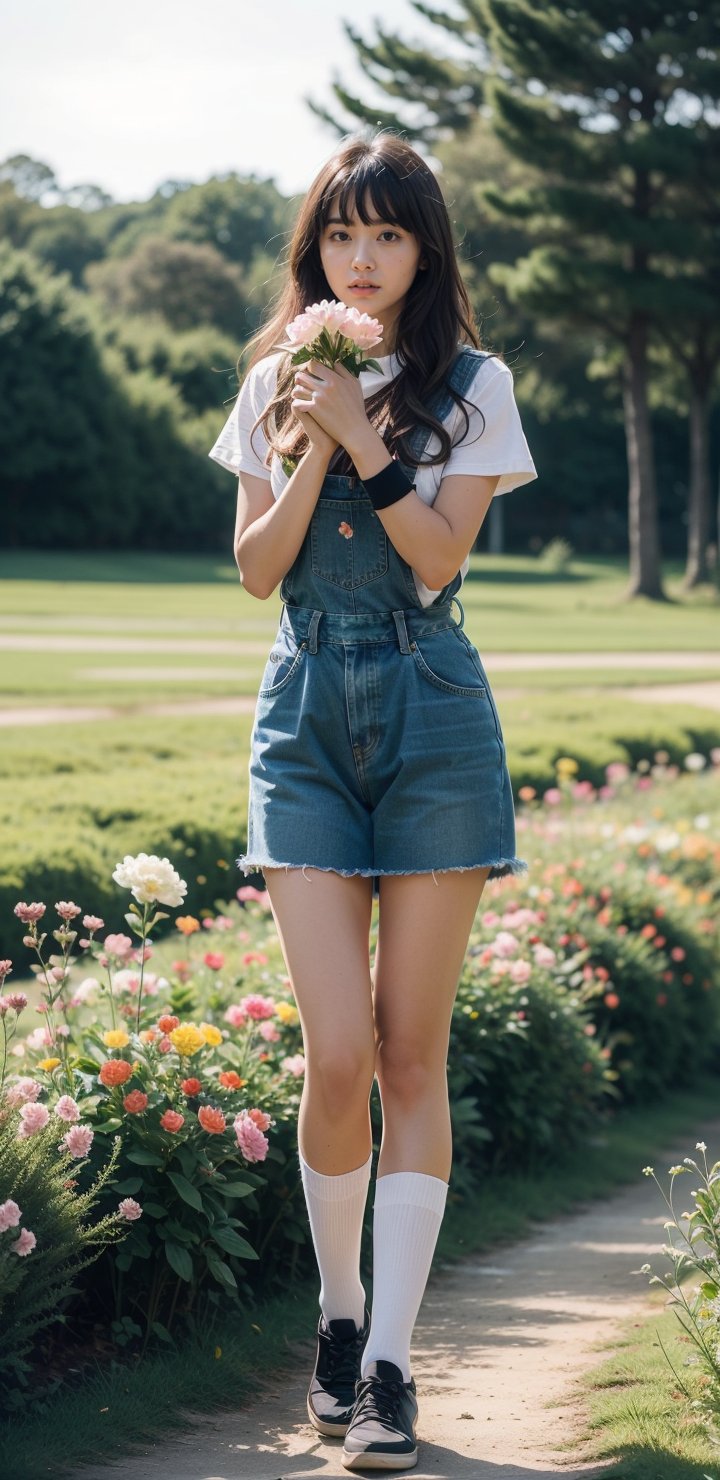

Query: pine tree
left=310, top=2, right=720, bottom=598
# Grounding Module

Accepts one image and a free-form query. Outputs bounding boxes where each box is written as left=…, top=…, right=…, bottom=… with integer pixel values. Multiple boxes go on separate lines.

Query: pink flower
left=338, top=304, right=384, bottom=349
left=5, top=992, right=27, bottom=1011
left=224, top=1004, right=248, bottom=1029
left=259, top=1021, right=280, bottom=1042
left=56, top=900, right=81, bottom=921
left=491, top=931, right=520, bottom=959
left=10, top=1227, right=36, bottom=1257
left=0, top=1199, right=22, bottom=1232
left=103, top=933, right=134, bottom=959
left=82, top=914, right=104, bottom=932
left=118, top=1198, right=143, bottom=1221
left=234, top=1111, right=269, bottom=1163
left=241, top=994, right=276, bottom=1021
left=0, top=960, right=12, bottom=983
left=62, top=1123, right=94, bottom=1158
left=509, top=959, right=532, bottom=983
left=54, top=1094, right=81, bottom=1123
left=17, top=1102, right=50, bottom=1138
left=4, top=1076, right=41, bottom=1107
left=203, top=952, right=225, bottom=971
left=13, top=902, right=46, bottom=923
left=543, top=788, right=562, bottom=805
left=236, top=885, right=267, bottom=902
left=281, top=1053, right=306, bottom=1077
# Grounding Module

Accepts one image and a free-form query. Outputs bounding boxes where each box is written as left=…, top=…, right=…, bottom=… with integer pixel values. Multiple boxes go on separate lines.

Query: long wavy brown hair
left=239, top=129, right=499, bottom=476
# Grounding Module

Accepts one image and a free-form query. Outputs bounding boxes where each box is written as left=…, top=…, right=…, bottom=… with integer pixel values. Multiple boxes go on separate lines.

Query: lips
left=349, top=283, right=379, bottom=290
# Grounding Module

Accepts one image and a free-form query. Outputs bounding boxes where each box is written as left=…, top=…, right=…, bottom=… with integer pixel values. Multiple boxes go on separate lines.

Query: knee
left=306, top=1044, right=375, bottom=1114
left=374, top=1039, right=443, bottom=1105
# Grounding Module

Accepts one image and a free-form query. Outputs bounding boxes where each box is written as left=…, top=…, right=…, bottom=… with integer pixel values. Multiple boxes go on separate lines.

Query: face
left=318, top=189, right=425, bottom=352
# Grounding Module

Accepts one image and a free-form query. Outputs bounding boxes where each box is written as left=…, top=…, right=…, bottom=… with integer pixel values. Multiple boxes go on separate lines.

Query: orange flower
left=160, top=1108, right=185, bottom=1132
left=181, top=1077, right=202, bottom=1096
left=158, top=1014, right=180, bottom=1033
left=123, top=1089, right=149, bottom=1114
left=198, top=1105, right=226, bottom=1134
left=99, top=1059, right=133, bottom=1088
left=218, top=1071, right=244, bottom=1090
left=176, top=916, right=200, bottom=936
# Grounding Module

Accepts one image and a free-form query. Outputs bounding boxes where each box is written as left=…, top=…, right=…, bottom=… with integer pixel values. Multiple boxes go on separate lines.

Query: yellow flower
left=275, top=1001, right=299, bottom=1026
left=555, top=756, right=579, bottom=775
left=103, top=1029, right=130, bottom=1048
left=38, top=1057, right=61, bottom=1071
left=169, top=1023, right=205, bottom=1056
left=176, top=915, right=200, bottom=936
left=199, top=1022, right=222, bottom=1046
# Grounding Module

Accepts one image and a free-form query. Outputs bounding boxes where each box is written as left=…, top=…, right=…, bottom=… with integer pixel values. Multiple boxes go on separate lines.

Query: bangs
left=319, top=156, right=424, bottom=235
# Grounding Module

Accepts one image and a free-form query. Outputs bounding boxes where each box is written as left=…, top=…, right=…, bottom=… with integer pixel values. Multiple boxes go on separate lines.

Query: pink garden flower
left=13, top=902, right=46, bottom=923
left=234, top=1111, right=269, bottom=1163
left=241, top=994, right=277, bottom=1021
left=4, top=1077, right=41, bottom=1108
left=62, top=1124, right=94, bottom=1158
left=5, top=992, right=28, bottom=1011
left=56, top=900, right=81, bottom=921
left=258, top=1021, right=281, bottom=1042
left=82, top=914, right=104, bottom=932
left=103, top=933, right=135, bottom=959
left=10, top=1227, right=36, bottom=1257
left=509, top=960, right=532, bottom=983
left=0, top=1199, right=22, bottom=1232
left=281, top=1053, right=306, bottom=1077
left=118, top=1198, right=143, bottom=1221
left=0, top=960, right=13, bottom=985
left=17, top=1101, right=50, bottom=1138
left=54, top=1094, right=81, bottom=1123
left=491, top=931, right=520, bottom=959
left=203, top=952, right=225, bottom=971
left=224, top=1004, right=248, bottom=1029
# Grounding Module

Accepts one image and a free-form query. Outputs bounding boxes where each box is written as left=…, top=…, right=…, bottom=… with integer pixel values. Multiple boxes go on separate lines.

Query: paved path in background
left=69, top=1116, right=720, bottom=1480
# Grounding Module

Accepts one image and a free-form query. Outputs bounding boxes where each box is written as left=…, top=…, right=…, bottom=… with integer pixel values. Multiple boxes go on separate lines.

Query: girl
left=208, top=129, right=537, bottom=1473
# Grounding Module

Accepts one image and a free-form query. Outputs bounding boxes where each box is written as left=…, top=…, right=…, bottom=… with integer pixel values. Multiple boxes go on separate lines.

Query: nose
left=351, top=240, right=376, bottom=271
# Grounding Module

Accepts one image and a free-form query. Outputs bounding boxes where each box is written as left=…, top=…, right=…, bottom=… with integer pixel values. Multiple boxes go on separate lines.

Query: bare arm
left=234, top=443, right=335, bottom=600
left=347, top=423, right=500, bottom=591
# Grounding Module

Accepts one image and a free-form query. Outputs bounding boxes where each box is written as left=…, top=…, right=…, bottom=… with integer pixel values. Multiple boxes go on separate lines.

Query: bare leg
left=372, top=867, right=492, bottom=1180
left=262, top=867, right=377, bottom=1173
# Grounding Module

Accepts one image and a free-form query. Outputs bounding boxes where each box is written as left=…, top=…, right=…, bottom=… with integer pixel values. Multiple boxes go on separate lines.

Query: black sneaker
left=341, top=1359, right=418, bottom=1471
left=307, top=1307, right=370, bottom=1438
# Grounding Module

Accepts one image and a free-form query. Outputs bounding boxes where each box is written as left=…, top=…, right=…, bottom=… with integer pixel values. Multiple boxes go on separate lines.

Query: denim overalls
left=237, top=345, right=528, bottom=892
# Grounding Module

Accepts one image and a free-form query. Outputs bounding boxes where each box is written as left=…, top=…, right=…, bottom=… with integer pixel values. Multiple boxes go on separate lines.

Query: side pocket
left=257, top=629, right=308, bottom=697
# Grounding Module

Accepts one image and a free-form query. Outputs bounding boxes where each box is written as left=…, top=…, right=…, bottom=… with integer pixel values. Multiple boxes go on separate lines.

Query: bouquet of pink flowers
left=274, top=298, right=384, bottom=377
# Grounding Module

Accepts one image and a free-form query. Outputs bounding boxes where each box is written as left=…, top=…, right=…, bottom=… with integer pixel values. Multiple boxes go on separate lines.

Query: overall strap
left=402, top=346, right=494, bottom=468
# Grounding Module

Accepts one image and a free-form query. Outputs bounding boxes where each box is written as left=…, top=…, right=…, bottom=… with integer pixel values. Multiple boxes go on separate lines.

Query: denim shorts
left=237, top=347, right=529, bottom=893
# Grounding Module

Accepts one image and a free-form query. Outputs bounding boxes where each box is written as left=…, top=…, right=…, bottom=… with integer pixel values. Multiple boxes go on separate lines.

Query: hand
left=291, top=358, right=369, bottom=455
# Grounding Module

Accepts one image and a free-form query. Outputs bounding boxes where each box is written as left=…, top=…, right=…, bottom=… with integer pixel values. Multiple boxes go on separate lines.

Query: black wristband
left=361, top=458, right=415, bottom=510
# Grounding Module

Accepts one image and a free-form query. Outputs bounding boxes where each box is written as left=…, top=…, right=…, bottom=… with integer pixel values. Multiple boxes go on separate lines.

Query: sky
left=0, top=0, right=465, bottom=205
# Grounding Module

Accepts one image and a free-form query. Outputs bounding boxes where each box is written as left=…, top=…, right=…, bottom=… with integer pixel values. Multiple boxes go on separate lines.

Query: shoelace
left=323, top=1325, right=365, bottom=1386
left=352, top=1374, right=405, bottom=1431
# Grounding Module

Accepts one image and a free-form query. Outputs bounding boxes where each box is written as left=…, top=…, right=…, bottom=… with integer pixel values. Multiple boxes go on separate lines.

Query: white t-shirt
left=208, top=348, right=538, bottom=609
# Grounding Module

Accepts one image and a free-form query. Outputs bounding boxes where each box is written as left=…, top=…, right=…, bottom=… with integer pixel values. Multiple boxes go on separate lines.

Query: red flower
left=182, top=1077, right=202, bottom=1096
left=123, top=1090, right=149, bottom=1114
left=203, top=952, right=225, bottom=971
left=99, top=1059, right=133, bottom=1088
left=198, top=1105, right=226, bottom=1134
left=218, top=1071, right=244, bottom=1090
left=160, top=1108, right=185, bottom=1132
left=604, top=992, right=620, bottom=1009
left=158, top=1014, right=180, bottom=1033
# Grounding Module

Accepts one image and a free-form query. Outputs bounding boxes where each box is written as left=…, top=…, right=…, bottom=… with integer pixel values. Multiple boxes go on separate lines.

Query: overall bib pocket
left=311, top=499, right=388, bottom=589
left=257, top=627, right=308, bottom=697
left=409, top=627, right=488, bottom=698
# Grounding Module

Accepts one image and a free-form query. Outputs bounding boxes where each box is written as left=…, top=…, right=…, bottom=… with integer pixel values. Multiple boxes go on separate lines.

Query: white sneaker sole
left=307, top=1392, right=352, bottom=1437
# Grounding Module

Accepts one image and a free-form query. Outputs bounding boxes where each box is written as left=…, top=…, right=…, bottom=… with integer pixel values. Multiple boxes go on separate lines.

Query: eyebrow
left=325, top=215, right=398, bottom=227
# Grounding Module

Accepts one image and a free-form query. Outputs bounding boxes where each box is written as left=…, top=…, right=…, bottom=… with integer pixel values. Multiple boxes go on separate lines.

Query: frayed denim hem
left=235, top=856, right=529, bottom=885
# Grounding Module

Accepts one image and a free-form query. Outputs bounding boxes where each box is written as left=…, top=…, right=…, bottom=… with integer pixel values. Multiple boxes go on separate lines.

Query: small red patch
left=338, top=521, right=354, bottom=539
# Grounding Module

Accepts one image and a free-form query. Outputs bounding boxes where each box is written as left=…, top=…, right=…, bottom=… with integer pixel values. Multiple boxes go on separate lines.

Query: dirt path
left=69, top=1115, right=720, bottom=1480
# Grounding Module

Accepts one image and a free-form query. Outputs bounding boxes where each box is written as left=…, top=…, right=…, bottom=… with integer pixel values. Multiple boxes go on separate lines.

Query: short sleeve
left=443, top=360, right=537, bottom=497
left=207, top=359, right=276, bottom=480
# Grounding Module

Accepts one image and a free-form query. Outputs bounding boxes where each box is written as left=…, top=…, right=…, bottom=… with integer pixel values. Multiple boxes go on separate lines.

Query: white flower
left=619, top=825, right=649, bottom=845
left=683, top=752, right=707, bottom=771
left=655, top=829, right=681, bottom=853
left=112, top=853, right=187, bottom=908
left=693, top=814, right=710, bottom=830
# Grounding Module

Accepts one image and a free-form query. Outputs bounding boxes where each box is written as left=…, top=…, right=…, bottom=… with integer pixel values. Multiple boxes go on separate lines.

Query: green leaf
left=165, top=1242, right=194, bottom=1281
left=151, top=1321, right=176, bottom=1345
left=167, top=1170, right=203, bottom=1212
left=141, top=1201, right=168, bottom=1218
left=212, top=1226, right=258, bottom=1260
left=111, top=1177, right=143, bottom=1195
left=206, top=1250, right=237, bottom=1290
left=127, top=1149, right=164, bottom=1167
left=700, top=1281, right=719, bottom=1299
left=217, top=1180, right=254, bottom=1199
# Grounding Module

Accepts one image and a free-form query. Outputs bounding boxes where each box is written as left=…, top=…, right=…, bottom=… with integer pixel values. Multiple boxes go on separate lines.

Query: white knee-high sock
left=298, top=1150, right=373, bottom=1330
left=361, top=1171, right=448, bottom=1382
